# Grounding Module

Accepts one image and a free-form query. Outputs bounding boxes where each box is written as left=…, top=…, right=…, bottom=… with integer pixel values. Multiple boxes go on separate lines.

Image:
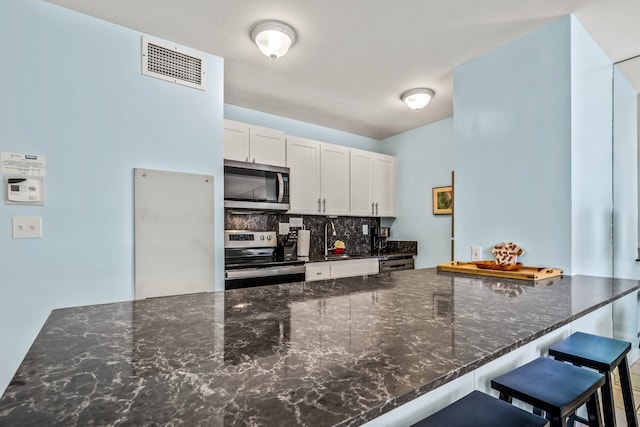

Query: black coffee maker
left=282, top=231, right=298, bottom=260
left=371, top=227, right=390, bottom=254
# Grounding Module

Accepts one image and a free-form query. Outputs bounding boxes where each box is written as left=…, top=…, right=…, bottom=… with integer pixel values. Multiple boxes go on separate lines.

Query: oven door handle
left=225, top=265, right=306, bottom=280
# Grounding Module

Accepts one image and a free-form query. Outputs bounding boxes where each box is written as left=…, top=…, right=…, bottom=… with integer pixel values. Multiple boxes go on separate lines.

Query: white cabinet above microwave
left=223, top=119, right=286, bottom=167
left=286, top=136, right=350, bottom=216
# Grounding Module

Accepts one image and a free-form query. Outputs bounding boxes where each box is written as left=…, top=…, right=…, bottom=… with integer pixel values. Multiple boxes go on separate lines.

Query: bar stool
left=410, top=390, right=549, bottom=427
left=548, top=332, right=637, bottom=427
left=491, top=357, right=605, bottom=427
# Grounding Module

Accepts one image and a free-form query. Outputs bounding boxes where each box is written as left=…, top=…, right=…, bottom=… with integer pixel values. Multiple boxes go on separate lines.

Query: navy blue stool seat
left=549, top=332, right=637, bottom=427
left=491, top=357, right=605, bottom=427
left=411, top=390, right=549, bottom=427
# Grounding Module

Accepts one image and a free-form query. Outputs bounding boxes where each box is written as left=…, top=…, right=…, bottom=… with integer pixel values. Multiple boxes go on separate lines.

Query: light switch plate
left=12, top=216, right=42, bottom=238
left=362, top=224, right=368, bottom=235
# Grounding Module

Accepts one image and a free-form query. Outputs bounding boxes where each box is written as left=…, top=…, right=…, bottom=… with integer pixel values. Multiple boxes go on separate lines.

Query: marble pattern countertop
left=0, top=269, right=637, bottom=426
left=305, top=251, right=416, bottom=263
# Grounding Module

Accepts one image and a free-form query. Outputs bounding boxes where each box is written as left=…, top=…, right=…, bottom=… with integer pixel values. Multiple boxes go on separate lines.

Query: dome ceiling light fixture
left=250, top=20, right=297, bottom=60
left=400, top=88, right=435, bottom=111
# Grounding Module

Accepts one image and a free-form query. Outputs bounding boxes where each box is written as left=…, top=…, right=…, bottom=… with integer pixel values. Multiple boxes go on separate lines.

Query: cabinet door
left=350, top=149, right=374, bottom=216
left=286, top=137, right=322, bottom=214
left=331, top=258, right=379, bottom=279
left=223, top=119, right=250, bottom=162
left=321, top=144, right=351, bottom=215
left=372, top=154, right=396, bottom=217
left=305, top=263, right=331, bottom=282
left=249, top=125, right=286, bottom=167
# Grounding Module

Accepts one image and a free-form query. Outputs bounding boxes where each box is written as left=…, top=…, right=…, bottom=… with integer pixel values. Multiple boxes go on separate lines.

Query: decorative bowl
left=474, top=261, right=523, bottom=271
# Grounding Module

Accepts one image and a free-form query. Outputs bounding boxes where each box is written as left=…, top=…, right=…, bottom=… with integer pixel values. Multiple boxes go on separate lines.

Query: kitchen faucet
left=324, top=219, right=336, bottom=256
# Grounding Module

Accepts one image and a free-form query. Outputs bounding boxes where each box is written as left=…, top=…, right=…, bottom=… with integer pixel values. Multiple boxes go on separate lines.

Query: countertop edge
left=341, top=278, right=640, bottom=426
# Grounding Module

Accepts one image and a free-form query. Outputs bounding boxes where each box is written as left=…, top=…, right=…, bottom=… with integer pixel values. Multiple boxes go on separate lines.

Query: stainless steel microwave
left=224, top=160, right=290, bottom=211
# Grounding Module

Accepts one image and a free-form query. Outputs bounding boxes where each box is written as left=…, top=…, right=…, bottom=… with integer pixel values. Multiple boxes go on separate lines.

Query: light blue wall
left=225, top=104, right=381, bottom=151
left=569, top=16, right=614, bottom=277
left=0, top=0, right=224, bottom=394
left=454, top=18, right=573, bottom=271
left=613, top=68, right=639, bottom=279
left=380, top=118, right=454, bottom=268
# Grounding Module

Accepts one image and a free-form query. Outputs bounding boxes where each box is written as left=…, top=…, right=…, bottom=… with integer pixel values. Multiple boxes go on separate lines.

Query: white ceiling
left=45, top=0, right=640, bottom=139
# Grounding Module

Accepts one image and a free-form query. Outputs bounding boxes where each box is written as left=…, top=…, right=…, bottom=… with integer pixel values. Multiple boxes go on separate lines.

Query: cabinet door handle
left=323, top=198, right=326, bottom=213
left=316, top=272, right=322, bottom=275
left=371, top=202, right=375, bottom=215
left=318, top=198, right=322, bottom=212
left=245, top=156, right=249, bottom=162
left=375, top=202, right=379, bottom=215
left=252, top=158, right=256, bottom=163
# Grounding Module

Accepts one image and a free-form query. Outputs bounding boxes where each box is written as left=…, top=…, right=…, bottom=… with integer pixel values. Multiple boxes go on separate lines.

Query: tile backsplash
left=224, top=212, right=380, bottom=257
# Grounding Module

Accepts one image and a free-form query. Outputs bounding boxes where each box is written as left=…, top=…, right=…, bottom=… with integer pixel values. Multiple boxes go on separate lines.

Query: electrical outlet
left=471, top=245, right=482, bottom=261
left=278, top=222, right=290, bottom=235
left=289, top=217, right=303, bottom=228
left=362, top=224, right=368, bottom=235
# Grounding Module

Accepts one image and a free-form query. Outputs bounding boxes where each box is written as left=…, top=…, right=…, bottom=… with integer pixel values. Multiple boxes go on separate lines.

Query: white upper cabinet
left=223, top=119, right=286, bottom=167
left=372, top=153, right=396, bottom=217
left=350, top=150, right=396, bottom=217
left=285, top=134, right=395, bottom=217
left=320, top=144, right=350, bottom=215
left=286, top=136, right=322, bottom=215
left=223, top=120, right=250, bottom=163
left=286, top=137, right=350, bottom=216
left=350, top=149, right=374, bottom=216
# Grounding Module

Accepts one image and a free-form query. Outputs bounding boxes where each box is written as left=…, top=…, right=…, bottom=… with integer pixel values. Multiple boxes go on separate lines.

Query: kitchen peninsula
left=0, top=269, right=637, bottom=426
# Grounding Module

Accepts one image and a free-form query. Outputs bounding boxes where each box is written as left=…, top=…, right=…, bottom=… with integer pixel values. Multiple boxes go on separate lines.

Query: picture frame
left=432, top=185, right=453, bottom=215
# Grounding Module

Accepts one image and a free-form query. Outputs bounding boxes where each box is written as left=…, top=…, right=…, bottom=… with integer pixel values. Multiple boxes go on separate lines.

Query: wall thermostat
left=5, top=176, right=44, bottom=205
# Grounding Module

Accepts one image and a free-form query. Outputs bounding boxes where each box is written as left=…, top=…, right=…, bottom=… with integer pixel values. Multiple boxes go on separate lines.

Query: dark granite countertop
left=0, top=269, right=637, bottom=426
left=305, top=251, right=415, bottom=263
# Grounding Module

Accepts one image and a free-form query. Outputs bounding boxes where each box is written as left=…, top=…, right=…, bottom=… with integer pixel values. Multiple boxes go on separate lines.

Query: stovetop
left=224, top=230, right=303, bottom=271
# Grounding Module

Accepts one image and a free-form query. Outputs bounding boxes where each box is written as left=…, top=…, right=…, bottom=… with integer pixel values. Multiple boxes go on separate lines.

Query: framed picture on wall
left=432, top=185, right=453, bottom=215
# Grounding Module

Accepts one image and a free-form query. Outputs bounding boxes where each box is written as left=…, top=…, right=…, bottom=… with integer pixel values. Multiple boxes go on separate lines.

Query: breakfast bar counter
left=0, top=269, right=637, bottom=426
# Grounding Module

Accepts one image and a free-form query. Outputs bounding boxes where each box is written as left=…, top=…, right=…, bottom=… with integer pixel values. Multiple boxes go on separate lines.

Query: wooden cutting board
left=437, top=261, right=563, bottom=281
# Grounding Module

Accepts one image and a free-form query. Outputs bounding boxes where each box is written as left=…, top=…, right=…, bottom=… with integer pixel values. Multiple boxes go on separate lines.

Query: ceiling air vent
left=142, top=36, right=206, bottom=90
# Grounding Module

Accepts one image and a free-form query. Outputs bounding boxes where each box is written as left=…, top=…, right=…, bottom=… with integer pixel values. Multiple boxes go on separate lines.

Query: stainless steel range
left=224, top=230, right=306, bottom=290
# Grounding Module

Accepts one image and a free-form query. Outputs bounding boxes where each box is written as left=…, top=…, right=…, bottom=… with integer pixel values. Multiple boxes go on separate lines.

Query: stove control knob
left=260, top=235, right=265, bottom=241
left=266, top=235, right=272, bottom=241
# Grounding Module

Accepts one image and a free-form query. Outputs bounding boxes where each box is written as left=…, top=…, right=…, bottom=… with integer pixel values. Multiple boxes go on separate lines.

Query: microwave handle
left=277, top=173, right=284, bottom=203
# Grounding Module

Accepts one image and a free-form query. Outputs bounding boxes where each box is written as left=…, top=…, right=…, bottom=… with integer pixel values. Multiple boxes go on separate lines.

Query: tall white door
left=134, top=169, right=215, bottom=299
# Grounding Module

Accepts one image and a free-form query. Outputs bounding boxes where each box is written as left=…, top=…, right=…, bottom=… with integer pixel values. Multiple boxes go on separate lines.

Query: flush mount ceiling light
left=250, top=20, right=297, bottom=60
left=401, top=88, right=435, bottom=111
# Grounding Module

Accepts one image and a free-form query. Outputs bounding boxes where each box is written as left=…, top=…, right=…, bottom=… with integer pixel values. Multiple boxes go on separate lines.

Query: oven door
left=224, top=160, right=289, bottom=210
left=225, top=264, right=306, bottom=290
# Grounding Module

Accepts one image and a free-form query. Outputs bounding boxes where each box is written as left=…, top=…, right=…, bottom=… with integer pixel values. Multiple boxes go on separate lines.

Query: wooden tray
left=437, top=261, right=563, bottom=281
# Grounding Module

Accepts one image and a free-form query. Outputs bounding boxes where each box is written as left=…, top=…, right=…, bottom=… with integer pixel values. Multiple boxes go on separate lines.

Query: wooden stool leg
left=618, top=359, right=638, bottom=427
left=600, top=373, right=617, bottom=427
left=586, top=391, right=603, bottom=427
